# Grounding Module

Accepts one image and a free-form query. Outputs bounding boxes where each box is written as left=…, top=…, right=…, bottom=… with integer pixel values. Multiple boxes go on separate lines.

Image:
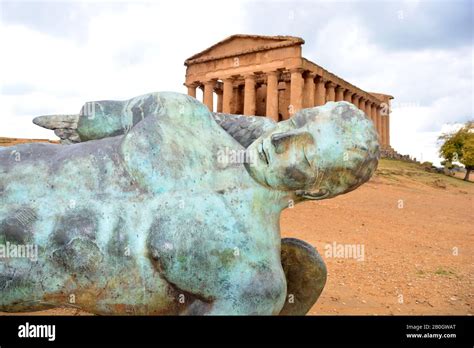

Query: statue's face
left=245, top=102, right=379, bottom=200
left=246, top=118, right=318, bottom=190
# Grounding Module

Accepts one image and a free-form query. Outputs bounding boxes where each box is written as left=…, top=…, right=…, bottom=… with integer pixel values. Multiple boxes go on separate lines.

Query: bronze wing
left=33, top=108, right=276, bottom=148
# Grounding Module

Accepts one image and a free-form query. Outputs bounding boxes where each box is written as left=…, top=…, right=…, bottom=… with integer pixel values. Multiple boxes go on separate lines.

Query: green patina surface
left=0, top=92, right=378, bottom=315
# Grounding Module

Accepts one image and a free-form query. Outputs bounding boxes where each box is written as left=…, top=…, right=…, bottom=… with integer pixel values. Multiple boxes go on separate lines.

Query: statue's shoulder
left=118, top=91, right=240, bottom=169
left=148, top=92, right=218, bottom=128
left=56, top=92, right=217, bottom=143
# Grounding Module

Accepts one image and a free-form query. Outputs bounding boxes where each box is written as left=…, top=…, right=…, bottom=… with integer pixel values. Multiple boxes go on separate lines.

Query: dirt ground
left=2, top=159, right=473, bottom=316
left=282, top=159, right=473, bottom=315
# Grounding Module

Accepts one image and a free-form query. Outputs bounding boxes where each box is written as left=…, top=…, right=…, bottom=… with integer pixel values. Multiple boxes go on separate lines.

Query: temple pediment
left=185, top=34, right=304, bottom=65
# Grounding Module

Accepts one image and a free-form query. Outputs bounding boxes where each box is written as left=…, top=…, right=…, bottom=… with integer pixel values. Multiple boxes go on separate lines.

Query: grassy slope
left=376, top=159, right=473, bottom=188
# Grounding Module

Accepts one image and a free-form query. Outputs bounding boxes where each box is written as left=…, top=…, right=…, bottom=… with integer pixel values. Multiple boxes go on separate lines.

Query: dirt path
left=2, top=160, right=472, bottom=316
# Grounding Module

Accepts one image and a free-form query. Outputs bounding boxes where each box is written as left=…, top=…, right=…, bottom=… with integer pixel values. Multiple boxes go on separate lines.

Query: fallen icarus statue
left=0, top=92, right=379, bottom=315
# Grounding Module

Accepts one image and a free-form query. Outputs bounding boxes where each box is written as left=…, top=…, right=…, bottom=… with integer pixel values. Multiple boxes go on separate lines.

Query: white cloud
left=390, top=107, right=442, bottom=166
left=300, top=12, right=472, bottom=166
left=0, top=0, right=247, bottom=138
left=0, top=0, right=472, bottom=168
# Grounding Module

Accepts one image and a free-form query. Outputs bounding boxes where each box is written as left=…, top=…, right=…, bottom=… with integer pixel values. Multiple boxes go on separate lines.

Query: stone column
left=266, top=71, right=279, bottom=121
left=314, top=76, right=326, bottom=106
left=369, top=103, right=375, bottom=125
left=374, top=106, right=379, bottom=137
left=303, top=72, right=316, bottom=108
left=369, top=102, right=375, bottom=123
left=203, top=80, right=216, bottom=111
left=359, top=97, right=366, bottom=113
left=352, top=94, right=360, bottom=108
left=290, top=68, right=304, bottom=114
left=222, top=78, right=234, bottom=114
left=244, top=74, right=256, bottom=116
left=215, top=86, right=223, bottom=113
left=335, top=86, right=345, bottom=101
left=376, top=105, right=383, bottom=143
left=365, top=100, right=371, bottom=118
left=325, top=81, right=336, bottom=102
left=385, top=113, right=390, bottom=147
left=186, top=82, right=198, bottom=98
left=380, top=107, right=387, bottom=146
left=344, top=90, right=352, bottom=102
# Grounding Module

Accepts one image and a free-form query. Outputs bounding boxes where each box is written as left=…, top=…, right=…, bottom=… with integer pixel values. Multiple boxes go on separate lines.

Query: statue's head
left=245, top=102, right=379, bottom=201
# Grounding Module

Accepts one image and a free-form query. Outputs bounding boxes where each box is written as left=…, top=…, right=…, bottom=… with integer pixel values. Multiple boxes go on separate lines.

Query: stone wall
left=380, top=147, right=418, bottom=163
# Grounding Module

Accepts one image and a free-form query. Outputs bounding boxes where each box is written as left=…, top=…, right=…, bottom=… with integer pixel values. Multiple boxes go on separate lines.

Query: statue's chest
left=145, top=189, right=282, bottom=300
left=148, top=187, right=279, bottom=246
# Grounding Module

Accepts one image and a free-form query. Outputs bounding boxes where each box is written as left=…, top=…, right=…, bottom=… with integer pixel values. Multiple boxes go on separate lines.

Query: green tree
left=439, top=121, right=474, bottom=181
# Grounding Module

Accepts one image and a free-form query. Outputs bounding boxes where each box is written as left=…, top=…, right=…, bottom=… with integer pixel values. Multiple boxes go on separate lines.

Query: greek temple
left=184, top=34, right=393, bottom=149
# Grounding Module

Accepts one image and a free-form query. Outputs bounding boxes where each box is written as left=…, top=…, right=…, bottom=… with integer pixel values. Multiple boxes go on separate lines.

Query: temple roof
left=184, top=34, right=304, bottom=65
left=369, top=92, right=395, bottom=101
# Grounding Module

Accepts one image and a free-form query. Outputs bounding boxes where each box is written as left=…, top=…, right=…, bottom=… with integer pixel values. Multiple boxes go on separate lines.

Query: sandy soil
left=282, top=159, right=473, bottom=315
left=2, top=159, right=473, bottom=316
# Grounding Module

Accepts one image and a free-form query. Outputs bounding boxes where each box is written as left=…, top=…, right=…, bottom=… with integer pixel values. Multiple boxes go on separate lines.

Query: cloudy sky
left=0, top=0, right=472, bottom=165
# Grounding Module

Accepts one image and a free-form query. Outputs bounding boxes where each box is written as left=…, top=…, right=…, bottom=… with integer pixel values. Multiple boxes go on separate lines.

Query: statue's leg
left=279, top=238, right=327, bottom=315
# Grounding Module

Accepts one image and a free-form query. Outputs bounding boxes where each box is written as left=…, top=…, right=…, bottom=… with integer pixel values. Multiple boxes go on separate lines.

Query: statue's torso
left=0, top=100, right=287, bottom=314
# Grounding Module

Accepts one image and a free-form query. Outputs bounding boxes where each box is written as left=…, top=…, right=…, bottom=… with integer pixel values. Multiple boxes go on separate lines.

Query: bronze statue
left=0, top=92, right=378, bottom=315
